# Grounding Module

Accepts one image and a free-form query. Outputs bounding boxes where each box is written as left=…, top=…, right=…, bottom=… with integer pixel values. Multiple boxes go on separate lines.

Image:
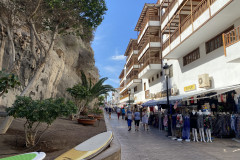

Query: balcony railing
left=139, top=57, right=161, bottom=73
left=192, top=0, right=208, bottom=21
left=223, top=25, right=240, bottom=56
left=126, top=75, right=139, bottom=86
left=162, top=0, right=215, bottom=52
left=138, top=15, right=159, bottom=39
left=138, top=36, right=160, bottom=58
left=120, top=94, right=129, bottom=100
left=126, top=57, right=138, bottom=74
left=161, top=0, right=178, bottom=23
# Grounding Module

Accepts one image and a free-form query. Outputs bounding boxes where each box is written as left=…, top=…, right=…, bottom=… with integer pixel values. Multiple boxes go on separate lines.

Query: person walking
left=134, top=108, right=141, bottom=131
left=108, top=107, right=112, bottom=119
left=117, top=107, right=121, bottom=120
left=126, top=109, right=133, bottom=131
left=121, top=107, right=125, bottom=119
left=142, top=108, right=149, bottom=131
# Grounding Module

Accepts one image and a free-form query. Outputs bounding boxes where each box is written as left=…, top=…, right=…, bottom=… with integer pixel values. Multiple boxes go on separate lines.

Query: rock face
left=0, top=30, right=99, bottom=107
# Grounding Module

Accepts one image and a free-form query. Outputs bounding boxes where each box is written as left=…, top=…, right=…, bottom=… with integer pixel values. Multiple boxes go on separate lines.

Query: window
left=144, top=83, right=146, bottom=91
left=157, top=74, right=159, bottom=79
left=183, top=48, right=200, bottom=66
left=148, top=79, right=151, bottom=83
left=152, top=77, right=154, bottom=82
left=134, top=86, right=137, bottom=92
left=205, top=26, right=234, bottom=54
left=169, top=65, right=173, bottom=78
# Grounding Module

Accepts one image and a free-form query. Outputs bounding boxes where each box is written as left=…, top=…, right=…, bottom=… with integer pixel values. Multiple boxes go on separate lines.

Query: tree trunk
left=6, top=25, right=15, bottom=66
left=0, top=116, right=14, bottom=134
left=0, top=23, right=59, bottom=134
left=30, top=26, right=38, bottom=61
left=0, top=37, right=6, bottom=70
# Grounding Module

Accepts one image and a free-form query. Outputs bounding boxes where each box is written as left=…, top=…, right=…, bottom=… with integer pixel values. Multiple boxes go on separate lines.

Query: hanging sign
left=184, top=84, right=196, bottom=92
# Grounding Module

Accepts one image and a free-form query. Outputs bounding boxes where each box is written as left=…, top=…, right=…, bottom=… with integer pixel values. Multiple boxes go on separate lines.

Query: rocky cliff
left=0, top=29, right=99, bottom=108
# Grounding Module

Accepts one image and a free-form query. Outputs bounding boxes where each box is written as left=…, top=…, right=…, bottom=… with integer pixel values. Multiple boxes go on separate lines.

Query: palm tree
left=67, top=71, right=115, bottom=117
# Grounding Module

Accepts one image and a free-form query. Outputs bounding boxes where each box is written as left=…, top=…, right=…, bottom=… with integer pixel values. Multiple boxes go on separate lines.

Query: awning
left=142, top=100, right=158, bottom=107
left=156, top=84, right=240, bottom=105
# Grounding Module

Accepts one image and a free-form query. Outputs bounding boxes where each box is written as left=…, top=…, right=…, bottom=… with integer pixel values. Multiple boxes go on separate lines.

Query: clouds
left=111, top=55, right=125, bottom=60
left=111, top=48, right=126, bottom=61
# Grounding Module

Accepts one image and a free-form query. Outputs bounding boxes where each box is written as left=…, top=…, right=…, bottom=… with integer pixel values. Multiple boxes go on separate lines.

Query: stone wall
left=0, top=28, right=99, bottom=108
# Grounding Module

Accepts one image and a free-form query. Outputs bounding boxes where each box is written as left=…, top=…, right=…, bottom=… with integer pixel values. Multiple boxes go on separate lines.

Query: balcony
left=126, top=69, right=141, bottom=89
left=120, top=79, right=125, bottom=89
left=158, top=0, right=173, bottom=7
left=161, top=0, right=186, bottom=30
left=138, top=57, right=161, bottom=79
left=138, top=36, right=161, bottom=61
left=137, top=15, right=160, bottom=44
left=162, top=0, right=239, bottom=59
left=120, top=94, right=129, bottom=101
left=126, top=55, right=139, bottom=76
left=125, top=39, right=138, bottom=65
left=119, top=69, right=125, bottom=79
left=135, top=4, right=160, bottom=43
left=223, top=25, right=240, bottom=63
left=120, top=89, right=130, bottom=103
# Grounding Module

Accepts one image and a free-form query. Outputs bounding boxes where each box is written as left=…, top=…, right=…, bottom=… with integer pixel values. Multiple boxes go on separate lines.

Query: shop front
left=143, top=84, right=240, bottom=142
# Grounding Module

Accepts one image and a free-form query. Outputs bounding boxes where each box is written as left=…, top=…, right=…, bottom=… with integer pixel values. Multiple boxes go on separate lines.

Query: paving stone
left=106, top=112, right=240, bottom=160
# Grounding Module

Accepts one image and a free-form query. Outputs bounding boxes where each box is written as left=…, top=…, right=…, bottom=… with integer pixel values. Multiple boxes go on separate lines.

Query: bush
left=6, top=96, right=77, bottom=147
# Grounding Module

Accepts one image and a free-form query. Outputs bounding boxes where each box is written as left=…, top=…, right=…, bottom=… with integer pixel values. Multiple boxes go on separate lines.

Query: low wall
left=92, top=112, right=121, bottom=160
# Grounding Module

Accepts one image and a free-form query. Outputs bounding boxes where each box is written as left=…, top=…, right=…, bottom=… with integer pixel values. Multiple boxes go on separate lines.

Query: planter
left=88, top=114, right=103, bottom=120
left=94, top=115, right=103, bottom=120
left=77, top=118, right=97, bottom=125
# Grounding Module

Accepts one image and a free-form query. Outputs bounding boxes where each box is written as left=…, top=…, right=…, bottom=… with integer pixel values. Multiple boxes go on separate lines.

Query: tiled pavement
left=106, top=112, right=240, bottom=160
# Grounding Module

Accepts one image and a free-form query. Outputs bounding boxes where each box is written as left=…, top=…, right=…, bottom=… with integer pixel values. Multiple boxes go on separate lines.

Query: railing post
left=190, top=0, right=194, bottom=32
left=238, top=27, right=240, bottom=41
left=207, top=0, right=211, bottom=16
left=235, top=28, right=237, bottom=42
left=222, top=33, right=227, bottom=57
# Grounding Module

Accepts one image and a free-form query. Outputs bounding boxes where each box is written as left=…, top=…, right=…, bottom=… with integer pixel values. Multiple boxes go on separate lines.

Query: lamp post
left=163, top=63, right=171, bottom=137
left=128, top=88, right=131, bottom=108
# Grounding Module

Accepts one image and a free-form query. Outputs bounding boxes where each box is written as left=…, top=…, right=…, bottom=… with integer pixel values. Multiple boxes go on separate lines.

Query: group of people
left=115, top=106, right=150, bottom=131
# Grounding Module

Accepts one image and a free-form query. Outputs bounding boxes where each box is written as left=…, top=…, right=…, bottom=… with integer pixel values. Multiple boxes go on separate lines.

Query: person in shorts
left=134, top=108, right=141, bottom=131
left=126, top=109, right=133, bottom=131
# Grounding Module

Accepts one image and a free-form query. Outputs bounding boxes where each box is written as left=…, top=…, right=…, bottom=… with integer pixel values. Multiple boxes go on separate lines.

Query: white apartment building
left=112, top=88, right=120, bottom=106
left=119, top=0, right=240, bottom=105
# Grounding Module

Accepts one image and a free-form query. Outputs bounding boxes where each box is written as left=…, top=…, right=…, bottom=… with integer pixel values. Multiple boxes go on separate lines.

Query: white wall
left=169, top=39, right=240, bottom=95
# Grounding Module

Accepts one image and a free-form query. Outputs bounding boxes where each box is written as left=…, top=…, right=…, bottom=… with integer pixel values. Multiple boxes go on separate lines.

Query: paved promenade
left=107, top=112, right=240, bottom=160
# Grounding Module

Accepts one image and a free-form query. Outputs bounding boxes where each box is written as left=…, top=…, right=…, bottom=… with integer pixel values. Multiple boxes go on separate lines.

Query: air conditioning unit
left=171, top=87, right=178, bottom=96
left=198, top=74, right=210, bottom=88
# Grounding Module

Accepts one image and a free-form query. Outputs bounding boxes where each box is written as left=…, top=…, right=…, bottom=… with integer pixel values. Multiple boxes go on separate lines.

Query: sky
left=92, top=0, right=157, bottom=88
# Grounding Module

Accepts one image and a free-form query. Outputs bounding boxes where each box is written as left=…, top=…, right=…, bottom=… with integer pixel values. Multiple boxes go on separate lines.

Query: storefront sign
left=155, top=89, right=171, bottom=98
left=184, top=84, right=196, bottom=92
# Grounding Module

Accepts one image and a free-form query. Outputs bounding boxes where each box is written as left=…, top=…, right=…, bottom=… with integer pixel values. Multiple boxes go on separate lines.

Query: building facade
left=119, top=0, right=240, bottom=106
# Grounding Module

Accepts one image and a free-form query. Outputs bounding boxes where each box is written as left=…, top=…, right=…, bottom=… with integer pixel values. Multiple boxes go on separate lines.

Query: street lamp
left=128, top=88, right=131, bottom=108
left=163, top=63, right=171, bottom=137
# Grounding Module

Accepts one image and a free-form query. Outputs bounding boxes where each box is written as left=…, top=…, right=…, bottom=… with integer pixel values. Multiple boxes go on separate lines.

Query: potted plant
left=89, top=107, right=103, bottom=120
left=67, top=71, right=114, bottom=125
